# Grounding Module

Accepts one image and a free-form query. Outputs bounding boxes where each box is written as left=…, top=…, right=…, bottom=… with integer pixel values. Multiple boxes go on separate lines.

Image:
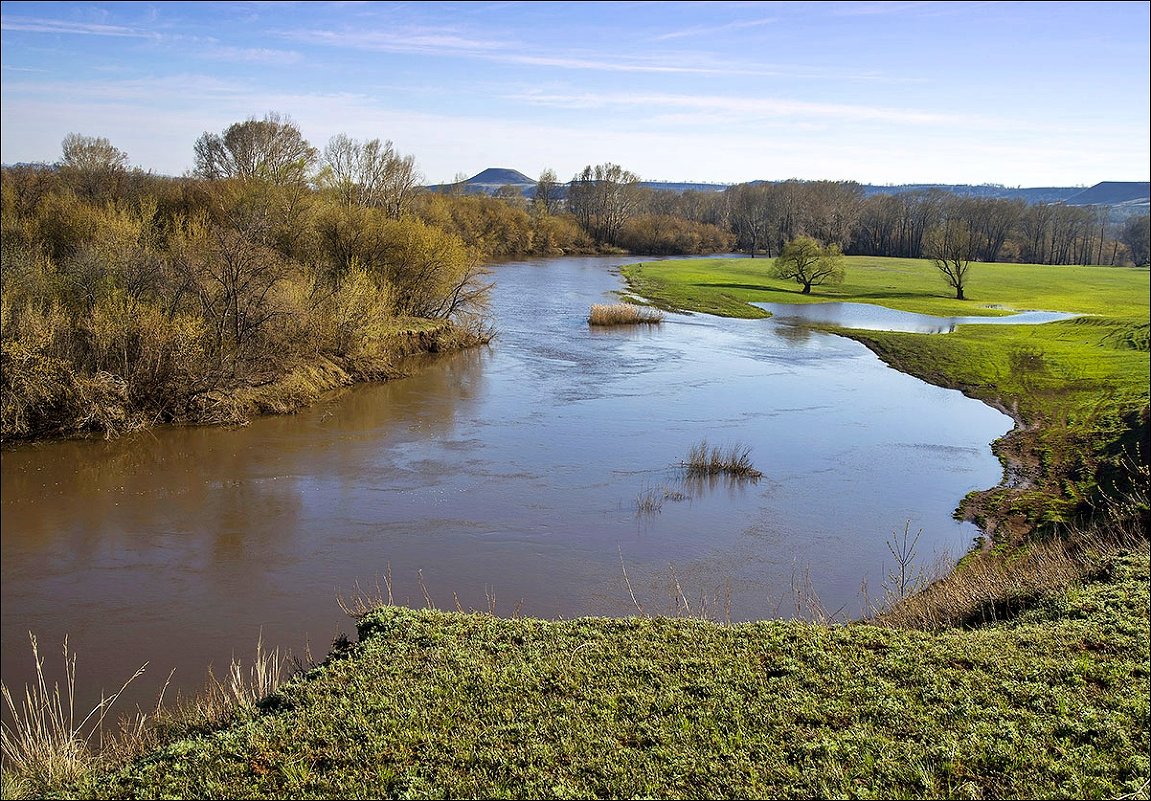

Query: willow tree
left=771, top=236, right=845, bottom=294
left=193, top=113, right=316, bottom=186
left=58, top=133, right=130, bottom=199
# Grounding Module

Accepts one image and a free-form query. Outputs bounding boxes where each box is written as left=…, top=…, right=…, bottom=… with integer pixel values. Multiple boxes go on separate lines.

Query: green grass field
left=72, top=546, right=1149, bottom=800
left=623, top=256, right=1150, bottom=319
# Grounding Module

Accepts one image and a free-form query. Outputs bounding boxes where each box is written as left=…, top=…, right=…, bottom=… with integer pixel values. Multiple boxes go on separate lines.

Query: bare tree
left=193, top=113, right=317, bottom=186
left=172, top=215, right=289, bottom=374
left=318, top=134, right=421, bottom=218
left=771, top=236, right=846, bottom=294
left=965, top=197, right=1024, bottom=262
left=58, top=133, right=130, bottom=199
left=727, top=183, right=776, bottom=257
left=533, top=168, right=560, bottom=215
left=925, top=215, right=976, bottom=300
left=567, top=163, right=643, bottom=245
left=801, top=180, right=863, bottom=251
left=1120, top=214, right=1150, bottom=266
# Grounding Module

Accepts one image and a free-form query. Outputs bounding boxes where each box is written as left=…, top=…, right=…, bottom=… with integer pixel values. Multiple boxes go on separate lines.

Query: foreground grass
left=68, top=545, right=1149, bottom=800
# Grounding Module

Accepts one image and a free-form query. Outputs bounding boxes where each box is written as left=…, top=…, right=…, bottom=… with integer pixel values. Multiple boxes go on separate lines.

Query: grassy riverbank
left=624, top=256, right=1150, bottom=538
left=55, top=542, right=1149, bottom=800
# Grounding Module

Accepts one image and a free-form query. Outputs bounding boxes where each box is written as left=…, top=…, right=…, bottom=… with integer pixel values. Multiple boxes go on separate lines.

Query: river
left=1, top=254, right=1013, bottom=710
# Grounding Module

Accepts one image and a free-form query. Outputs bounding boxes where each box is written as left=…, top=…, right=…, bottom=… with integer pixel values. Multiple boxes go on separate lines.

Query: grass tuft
left=681, top=439, right=763, bottom=479
left=587, top=303, right=664, bottom=326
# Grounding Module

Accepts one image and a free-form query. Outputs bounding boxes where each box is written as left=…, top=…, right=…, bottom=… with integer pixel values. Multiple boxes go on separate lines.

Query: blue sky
left=1, top=1, right=1148, bottom=186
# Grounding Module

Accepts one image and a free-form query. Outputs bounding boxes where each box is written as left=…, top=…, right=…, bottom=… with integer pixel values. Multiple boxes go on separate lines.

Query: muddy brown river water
left=2, top=255, right=1015, bottom=711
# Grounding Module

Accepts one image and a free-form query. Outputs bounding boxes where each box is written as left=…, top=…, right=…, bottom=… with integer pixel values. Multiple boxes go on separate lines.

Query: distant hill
left=427, top=170, right=1149, bottom=214
left=465, top=167, right=535, bottom=187
left=426, top=168, right=536, bottom=196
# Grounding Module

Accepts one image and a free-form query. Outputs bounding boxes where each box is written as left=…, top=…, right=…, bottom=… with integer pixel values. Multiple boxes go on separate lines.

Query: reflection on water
left=2, top=256, right=1014, bottom=710
left=753, top=301, right=1077, bottom=333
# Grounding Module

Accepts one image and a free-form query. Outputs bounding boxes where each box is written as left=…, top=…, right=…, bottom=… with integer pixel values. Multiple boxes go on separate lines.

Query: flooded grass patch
left=587, top=303, right=664, bottom=326
left=681, top=440, right=763, bottom=479
left=622, top=256, right=1150, bottom=319
left=634, top=484, right=689, bottom=516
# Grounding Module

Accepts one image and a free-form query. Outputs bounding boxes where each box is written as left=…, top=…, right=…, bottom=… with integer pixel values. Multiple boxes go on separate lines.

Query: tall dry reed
left=587, top=303, right=664, bottom=326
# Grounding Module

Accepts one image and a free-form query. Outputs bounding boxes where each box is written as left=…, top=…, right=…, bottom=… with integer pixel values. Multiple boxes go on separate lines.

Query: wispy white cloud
left=2, top=73, right=257, bottom=104
left=280, top=24, right=771, bottom=75
left=0, top=15, right=156, bottom=38
left=200, top=46, right=303, bottom=65
left=507, top=90, right=966, bottom=126
left=653, top=16, right=777, bottom=41
left=832, top=2, right=935, bottom=16
left=278, top=23, right=919, bottom=81
left=4, top=80, right=1143, bottom=187
left=493, top=52, right=734, bottom=75
left=280, top=26, right=511, bottom=55
left=833, top=1, right=986, bottom=17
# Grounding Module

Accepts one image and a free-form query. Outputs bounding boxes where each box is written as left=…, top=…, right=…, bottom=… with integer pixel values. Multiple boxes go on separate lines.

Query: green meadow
left=622, top=256, right=1150, bottom=320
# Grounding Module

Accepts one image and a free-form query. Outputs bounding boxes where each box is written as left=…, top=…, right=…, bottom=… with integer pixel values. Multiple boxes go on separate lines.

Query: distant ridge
left=1062, top=181, right=1150, bottom=207
left=859, top=184, right=1080, bottom=204
left=427, top=169, right=1149, bottom=212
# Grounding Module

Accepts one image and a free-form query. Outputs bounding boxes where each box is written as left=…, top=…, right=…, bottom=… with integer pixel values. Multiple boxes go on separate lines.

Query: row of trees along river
left=3, top=113, right=1149, bottom=442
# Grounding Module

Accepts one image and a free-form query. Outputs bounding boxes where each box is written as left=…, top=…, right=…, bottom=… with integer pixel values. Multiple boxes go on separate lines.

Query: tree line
left=578, top=174, right=1148, bottom=267
left=507, top=161, right=1147, bottom=267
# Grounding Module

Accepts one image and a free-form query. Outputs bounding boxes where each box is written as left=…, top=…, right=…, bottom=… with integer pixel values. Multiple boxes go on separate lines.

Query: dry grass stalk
left=635, top=484, right=689, bottom=517
left=872, top=524, right=1147, bottom=630
left=0, top=634, right=146, bottom=798
left=587, top=303, right=664, bottom=326
left=0, top=632, right=296, bottom=799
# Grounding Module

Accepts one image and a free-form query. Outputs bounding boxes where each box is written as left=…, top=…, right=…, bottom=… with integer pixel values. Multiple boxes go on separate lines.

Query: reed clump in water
left=681, top=440, right=763, bottom=479
left=587, top=303, right=664, bottom=326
